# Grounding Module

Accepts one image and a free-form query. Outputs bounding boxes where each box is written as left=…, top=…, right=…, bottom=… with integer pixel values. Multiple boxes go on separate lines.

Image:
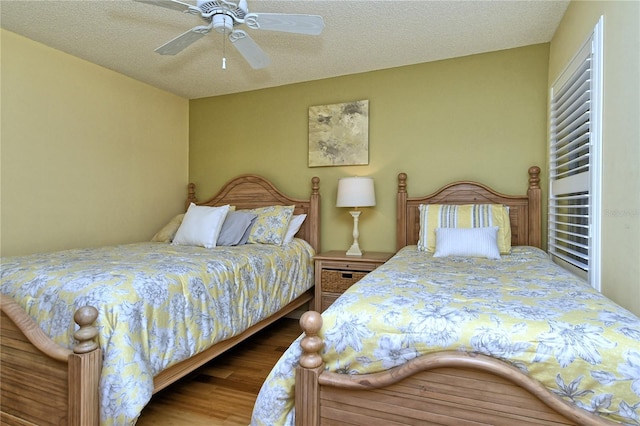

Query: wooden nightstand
left=314, top=250, right=394, bottom=312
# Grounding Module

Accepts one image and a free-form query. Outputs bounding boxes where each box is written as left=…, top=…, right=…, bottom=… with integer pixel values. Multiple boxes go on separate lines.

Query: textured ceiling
left=0, top=0, right=570, bottom=99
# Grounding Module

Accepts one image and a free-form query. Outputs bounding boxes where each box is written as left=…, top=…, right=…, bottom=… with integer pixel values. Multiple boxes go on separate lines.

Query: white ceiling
left=0, top=0, right=570, bottom=99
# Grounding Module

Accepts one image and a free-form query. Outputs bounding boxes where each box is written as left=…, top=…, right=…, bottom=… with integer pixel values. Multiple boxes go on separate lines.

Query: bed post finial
left=527, top=166, right=542, bottom=249
left=73, top=306, right=99, bottom=354
left=187, top=183, right=197, bottom=209
left=528, top=166, right=540, bottom=189
left=398, top=173, right=407, bottom=194
left=299, top=311, right=323, bottom=369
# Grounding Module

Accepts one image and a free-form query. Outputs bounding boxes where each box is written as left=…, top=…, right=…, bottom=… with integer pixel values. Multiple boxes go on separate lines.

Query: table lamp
left=336, top=176, right=376, bottom=256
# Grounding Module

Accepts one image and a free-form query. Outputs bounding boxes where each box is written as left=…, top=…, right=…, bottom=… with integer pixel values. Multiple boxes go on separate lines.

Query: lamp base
left=345, top=242, right=363, bottom=256
left=346, top=210, right=363, bottom=256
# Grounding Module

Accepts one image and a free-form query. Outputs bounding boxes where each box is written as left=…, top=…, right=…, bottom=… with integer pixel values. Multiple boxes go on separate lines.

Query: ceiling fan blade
left=155, top=25, right=210, bottom=55
left=245, top=13, right=325, bottom=35
left=134, top=0, right=199, bottom=14
left=229, top=30, right=271, bottom=69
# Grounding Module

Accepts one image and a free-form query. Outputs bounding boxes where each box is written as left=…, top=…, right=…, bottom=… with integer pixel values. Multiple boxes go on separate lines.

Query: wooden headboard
left=396, top=166, right=541, bottom=251
left=186, top=174, right=321, bottom=253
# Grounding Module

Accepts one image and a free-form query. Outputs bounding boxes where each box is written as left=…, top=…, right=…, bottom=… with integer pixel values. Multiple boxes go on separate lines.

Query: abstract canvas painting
left=308, top=100, right=369, bottom=167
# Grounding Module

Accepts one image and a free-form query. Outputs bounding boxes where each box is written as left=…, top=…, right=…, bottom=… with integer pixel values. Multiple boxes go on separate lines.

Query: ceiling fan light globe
left=212, top=14, right=233, bottom=33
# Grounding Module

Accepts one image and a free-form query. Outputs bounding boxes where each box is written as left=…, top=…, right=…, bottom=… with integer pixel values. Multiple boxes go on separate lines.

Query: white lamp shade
left=336, top=177, right=376, bottom=208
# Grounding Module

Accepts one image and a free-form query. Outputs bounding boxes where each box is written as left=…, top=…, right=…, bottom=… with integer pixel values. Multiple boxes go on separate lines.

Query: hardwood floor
left=137, top=317, right=302, bottom=425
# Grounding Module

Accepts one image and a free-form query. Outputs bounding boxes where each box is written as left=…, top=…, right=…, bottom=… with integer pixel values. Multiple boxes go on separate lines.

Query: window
left=548, top=17, right=603, bottom=290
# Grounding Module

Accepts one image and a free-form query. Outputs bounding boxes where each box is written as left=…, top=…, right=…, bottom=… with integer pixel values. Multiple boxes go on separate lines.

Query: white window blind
left=548, top=17, right=603, bottom=290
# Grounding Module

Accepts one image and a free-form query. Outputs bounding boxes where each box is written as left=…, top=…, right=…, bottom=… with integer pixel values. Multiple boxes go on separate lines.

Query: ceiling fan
left=135, top=0, right=325, bottom=69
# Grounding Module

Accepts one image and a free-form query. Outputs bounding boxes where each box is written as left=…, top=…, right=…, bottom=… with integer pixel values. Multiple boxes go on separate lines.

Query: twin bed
left=252, top=167, right=640, bottom=426
left=0, top=174, right=320, bottom=425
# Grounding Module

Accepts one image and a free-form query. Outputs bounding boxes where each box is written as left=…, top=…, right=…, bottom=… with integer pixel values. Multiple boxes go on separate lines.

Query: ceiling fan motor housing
left=198, top=1, right=247, bottom=33
left=199, top=2, right=246, bottom=17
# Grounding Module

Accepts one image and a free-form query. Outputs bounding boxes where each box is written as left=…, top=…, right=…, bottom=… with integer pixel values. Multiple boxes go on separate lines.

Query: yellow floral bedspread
left=252, top=246, right=640, bottom=425
left=1, top=239, right=315, bottom=425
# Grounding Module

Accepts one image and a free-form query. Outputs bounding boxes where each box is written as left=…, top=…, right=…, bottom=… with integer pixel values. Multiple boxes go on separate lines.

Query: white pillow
left=283, top=214, right=307, bottom=244
left=433, top=226, right=500, bottom=259
left=172, top=203, right=230, bottom=248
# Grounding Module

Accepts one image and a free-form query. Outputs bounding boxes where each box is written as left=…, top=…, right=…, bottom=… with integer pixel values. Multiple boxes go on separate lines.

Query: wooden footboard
left=1, top=289, right=314, bottom=425
left=0, top=295, right=101, bottom=426
left=296, top=311, right=616, bottom=426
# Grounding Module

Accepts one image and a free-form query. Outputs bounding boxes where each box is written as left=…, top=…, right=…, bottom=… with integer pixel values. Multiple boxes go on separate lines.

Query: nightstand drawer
left=320, top=260, right=380, bottom=272
left=321, top=269, right=368, bottom=293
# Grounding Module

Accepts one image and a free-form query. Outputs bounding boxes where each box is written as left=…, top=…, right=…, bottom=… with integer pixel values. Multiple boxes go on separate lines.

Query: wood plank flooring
left=137, top=317, right=301, bottom=425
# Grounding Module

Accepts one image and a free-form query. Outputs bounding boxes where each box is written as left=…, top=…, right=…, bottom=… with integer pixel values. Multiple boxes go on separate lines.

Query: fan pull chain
left=222, top=26, right=227, bottom=70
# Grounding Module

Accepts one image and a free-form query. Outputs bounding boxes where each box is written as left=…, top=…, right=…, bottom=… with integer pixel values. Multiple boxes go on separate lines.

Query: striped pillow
left=433, top=227, right=501, bottom=259
left=418, top=204, right=511, bottom=254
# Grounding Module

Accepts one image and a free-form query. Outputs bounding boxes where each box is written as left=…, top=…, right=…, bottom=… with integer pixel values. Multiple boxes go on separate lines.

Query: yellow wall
left=549, top=1, right=640, bottom=316
left=190, top=44, right=550, bottom=257
left=3, top=2, right=635, bottom=317
left=0, top=30, right=190, bottom=256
